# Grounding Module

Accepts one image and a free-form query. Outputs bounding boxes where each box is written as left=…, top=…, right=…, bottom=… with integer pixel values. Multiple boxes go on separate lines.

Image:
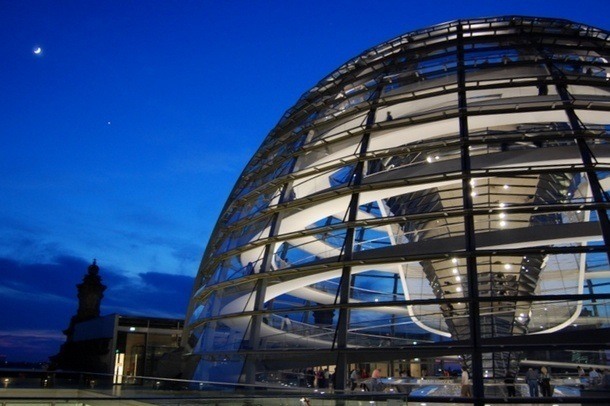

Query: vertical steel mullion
left=390, top=274, right=399, bottom=337
left=457, top=23, right=484, bottom=404
left=550, top=72, right=610, bottom=266
left=244, top=163, right=300, bottom=384
left=335, top=85, right=384, bottom=391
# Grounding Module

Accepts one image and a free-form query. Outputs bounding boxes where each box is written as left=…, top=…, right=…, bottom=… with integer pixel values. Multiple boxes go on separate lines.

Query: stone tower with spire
left=51, top=259, right=109, bottom=371
left=63, top=259, right=106, bottom=338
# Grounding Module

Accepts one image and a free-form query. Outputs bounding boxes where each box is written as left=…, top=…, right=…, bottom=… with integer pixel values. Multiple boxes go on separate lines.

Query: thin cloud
left=115, top=208, right=179, bottom=230
left=0, top=329, right=64, bottom=340
left=0, top=255, right=193, bottom=361
left=0, top=284, right=73, bottom=305
left=0, top=330, right=66, bottom=363
left=168, top=149, right=251, bottom=175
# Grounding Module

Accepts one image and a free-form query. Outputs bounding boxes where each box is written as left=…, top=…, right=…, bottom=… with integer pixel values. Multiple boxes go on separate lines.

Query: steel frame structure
left=183, top=16, right=610, bottom=404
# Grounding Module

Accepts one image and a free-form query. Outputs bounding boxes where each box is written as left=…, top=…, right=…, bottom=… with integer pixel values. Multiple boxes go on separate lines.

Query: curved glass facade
left=184, top=16, right=610, bottom=400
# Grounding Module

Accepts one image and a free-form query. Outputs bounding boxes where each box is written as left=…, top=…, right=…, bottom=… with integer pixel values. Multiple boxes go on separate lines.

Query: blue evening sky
left=1, top=0, right=609, bottom=362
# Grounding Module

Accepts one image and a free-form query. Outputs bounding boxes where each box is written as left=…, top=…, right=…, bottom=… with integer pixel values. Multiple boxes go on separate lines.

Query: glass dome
left=183, top=16, right=610, bottom=398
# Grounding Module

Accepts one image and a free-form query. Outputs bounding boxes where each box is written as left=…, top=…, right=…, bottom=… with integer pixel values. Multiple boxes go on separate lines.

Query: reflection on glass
left=184, top=17, right=610, bottom=399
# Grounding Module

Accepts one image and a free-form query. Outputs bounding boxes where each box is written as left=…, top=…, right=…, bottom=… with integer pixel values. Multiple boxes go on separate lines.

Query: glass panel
left=476, top=348, right=610, bottom=399
left=192, top=320, right=249, bottom=354
left=366, top=139, right=461, bottom=178
left=277, top=195, right=351, bottom=236
left=290, top=167, right=354, bottom=199
left=357, top=182, right=466, bottom=245
left=367, top=117, right=460, bottom=154
left=347, top=309, right=436, bottom=347
left=192, top=353, right=246, bottom=384
left=213, top=216, right=271, bottom=256
left=206, top=250, right=265, bottom=286
left=570, top=84, right=610, bottom=99
left=259, top=315, right=336, bottom=351
left=531, top=298, right=610, bottom=332
left=225, top=187, right=281, bottom=224
left=235, top=134, right=304, bottom=198
left=402, top=262, right=437, bottom=301
left=294, top=136, right=360, bottom=173
left=191, top=281, right=257, bottom=324
left=257, top=311, right=336, bottom=351
left=310, top=110, right=368, bottom=143
left=273, top=232, right=346, bottom=269
left=184, top=324, right=204, bottom=351
left=377, top=92, right=459, bottom=124
left=350, top=270, right=403, bottom=302
left=468, top=171, right=603, bottom=245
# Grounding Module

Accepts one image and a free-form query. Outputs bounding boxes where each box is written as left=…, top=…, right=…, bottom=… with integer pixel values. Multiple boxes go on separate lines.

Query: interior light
left=452, top=258, right=458, bottom=264
left=129, top=327, right=136, bottom=332
left=499, top=202, right=506, bottom=208
left=499, top=212, right=506, bottom=219
left=456, top=287, right=462, bottom=292
left=470, top=179, right=475, bottom=186
left=456, top=276, right=461, bottom=281
left=503, top=184, right=509, bottom=189
left=426, top=156, right=433, bottom=163
left=500, top=220, right=506, bottom=227
left=453, top=268, right=458, bottom=274
left=504, top=264, right=511, bottom=270
left=434, top=155, right=439, bottom=160
left=471, top=191, right=477, bottom=197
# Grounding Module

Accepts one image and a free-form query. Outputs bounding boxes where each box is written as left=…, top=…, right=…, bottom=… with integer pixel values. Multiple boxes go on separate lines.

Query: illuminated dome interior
left=183, top=15, right=610, bottom=396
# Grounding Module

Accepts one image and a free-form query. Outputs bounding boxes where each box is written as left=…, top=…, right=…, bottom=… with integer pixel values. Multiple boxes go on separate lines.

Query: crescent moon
left=33, top=47, right=42, bottom=55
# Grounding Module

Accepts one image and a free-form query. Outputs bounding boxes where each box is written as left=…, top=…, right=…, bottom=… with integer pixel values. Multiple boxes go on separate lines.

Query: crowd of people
left=291, top=364, right=610, bottom=396
left=349, top=367, right=384, bottom=392
left=300, top=368, right=333, bottom=389
left=518, top=366, right=610, bottom=398
left=578, top=366, right=610, bottom=389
